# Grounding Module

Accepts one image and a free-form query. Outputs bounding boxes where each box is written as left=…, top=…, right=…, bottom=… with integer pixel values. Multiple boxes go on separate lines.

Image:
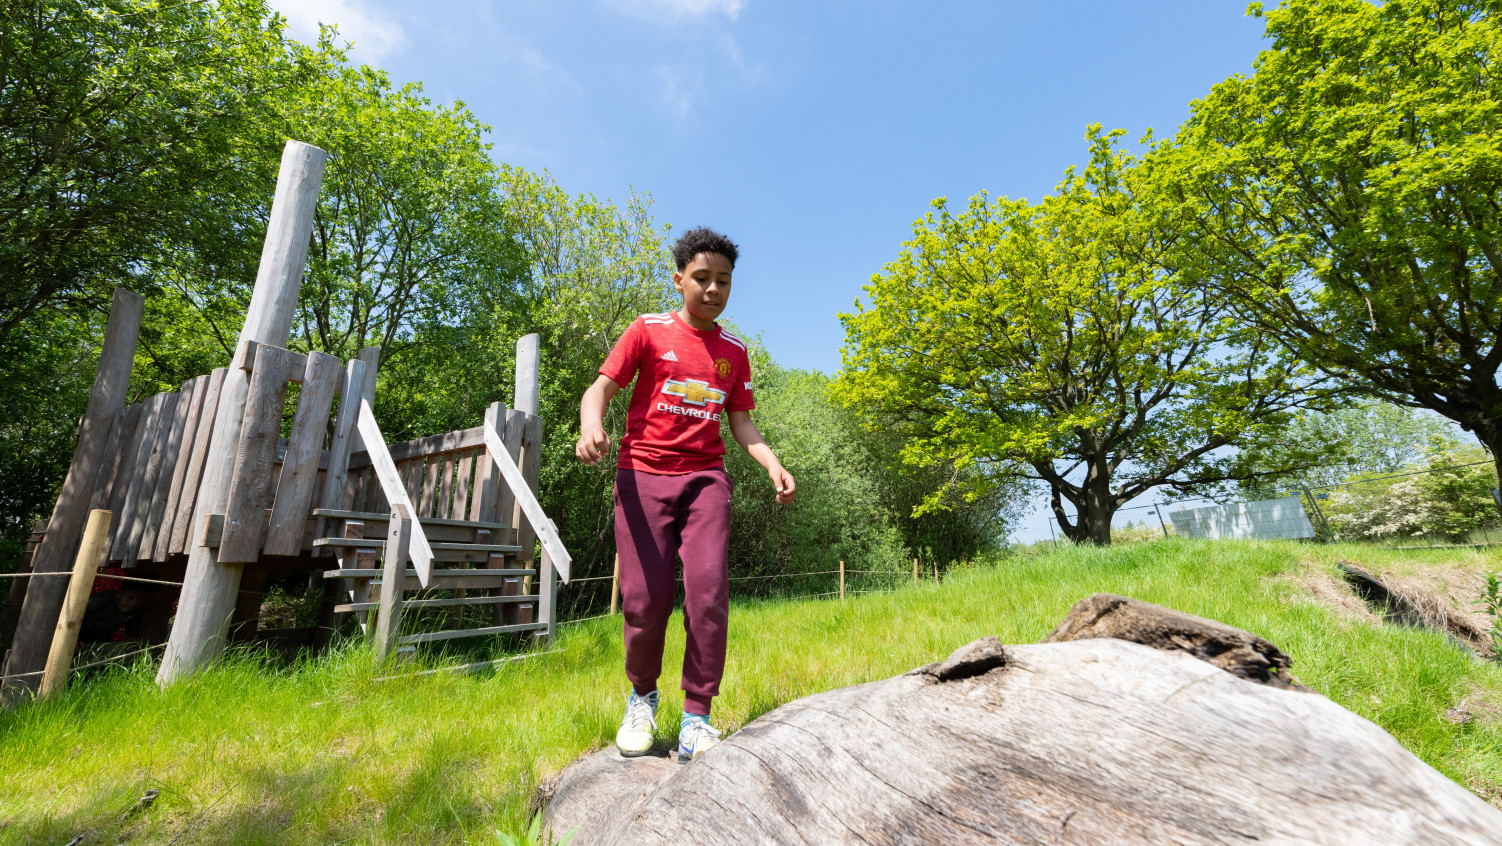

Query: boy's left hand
left=770, top=467, right=796, bottom=504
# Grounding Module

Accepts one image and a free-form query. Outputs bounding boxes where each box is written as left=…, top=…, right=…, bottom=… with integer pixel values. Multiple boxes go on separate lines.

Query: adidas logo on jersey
left=661, top=350, right=678, bottom=362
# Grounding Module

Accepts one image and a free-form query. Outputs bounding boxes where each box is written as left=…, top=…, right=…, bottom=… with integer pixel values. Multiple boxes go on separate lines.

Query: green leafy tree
left=1235, top=400, right=1464, bottom=498
left=839, top=132, right=1333, bottom=544
left=1168, top=0, right=1502, bottom=501
left=0, top=0, right=331, bottom=347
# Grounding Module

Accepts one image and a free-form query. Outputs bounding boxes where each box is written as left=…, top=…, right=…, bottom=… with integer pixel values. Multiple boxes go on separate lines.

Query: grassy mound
left=1, top=539, right=1498, bottom=844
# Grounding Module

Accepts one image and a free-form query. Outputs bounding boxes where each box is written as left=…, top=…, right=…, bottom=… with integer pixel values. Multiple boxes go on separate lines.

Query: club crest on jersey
left=661, top=378, right=726, bottom=407
left=713, top=357, right=732, bottom=377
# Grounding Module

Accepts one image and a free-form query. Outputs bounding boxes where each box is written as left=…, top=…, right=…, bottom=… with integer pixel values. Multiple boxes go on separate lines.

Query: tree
left=1233, top=400, right=1463, bottom=498
left=1167, top=0, right=1502, bottom=501
left=0, top=0, right=331, bottom=348
left=838, top=132, right=1335, bottom=544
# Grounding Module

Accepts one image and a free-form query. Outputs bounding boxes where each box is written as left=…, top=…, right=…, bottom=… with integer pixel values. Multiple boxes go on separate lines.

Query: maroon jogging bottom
left=614, top=466, right=732, bottom=716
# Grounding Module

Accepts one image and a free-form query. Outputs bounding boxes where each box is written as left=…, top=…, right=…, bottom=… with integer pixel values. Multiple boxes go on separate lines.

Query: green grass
left=1, top=539, right=1499, bottom=844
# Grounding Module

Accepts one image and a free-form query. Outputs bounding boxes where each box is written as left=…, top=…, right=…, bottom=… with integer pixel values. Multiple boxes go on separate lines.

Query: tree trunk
left=544, top=598, right=1502, bottom=845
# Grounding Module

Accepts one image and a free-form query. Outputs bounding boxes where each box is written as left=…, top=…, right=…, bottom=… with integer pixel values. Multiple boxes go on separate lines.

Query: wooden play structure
left=2, top=141, right=572, bottom=696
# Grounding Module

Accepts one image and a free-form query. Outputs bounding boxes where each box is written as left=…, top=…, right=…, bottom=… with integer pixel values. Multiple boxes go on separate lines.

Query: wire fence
left=1033, top=458, right=1502, bottom=551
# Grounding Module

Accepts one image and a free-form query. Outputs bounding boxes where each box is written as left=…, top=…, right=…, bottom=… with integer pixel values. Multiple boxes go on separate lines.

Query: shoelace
left=681, top=717, right=720, bottom=749
left=624, top=693, right=657, bottom=732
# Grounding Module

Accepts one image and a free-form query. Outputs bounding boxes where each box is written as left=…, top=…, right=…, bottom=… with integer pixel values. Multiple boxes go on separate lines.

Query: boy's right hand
left=575, top=426, right=612, bottom=465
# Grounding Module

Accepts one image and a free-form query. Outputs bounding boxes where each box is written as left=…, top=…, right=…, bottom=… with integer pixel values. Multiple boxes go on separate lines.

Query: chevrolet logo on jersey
left=661, top=378, right=726, bottom=407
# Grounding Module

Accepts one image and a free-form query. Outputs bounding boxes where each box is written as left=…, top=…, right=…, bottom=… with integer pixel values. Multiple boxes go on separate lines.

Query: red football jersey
left=600, top=311, right=755, bottom=474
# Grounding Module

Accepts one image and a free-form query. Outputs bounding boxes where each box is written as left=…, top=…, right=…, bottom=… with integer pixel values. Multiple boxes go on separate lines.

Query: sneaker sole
left=618, top=744, right=654, bottom=758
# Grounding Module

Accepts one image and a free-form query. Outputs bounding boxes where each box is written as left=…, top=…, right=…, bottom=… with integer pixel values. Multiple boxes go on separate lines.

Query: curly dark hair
left=673, top=227, right=739, bottom=270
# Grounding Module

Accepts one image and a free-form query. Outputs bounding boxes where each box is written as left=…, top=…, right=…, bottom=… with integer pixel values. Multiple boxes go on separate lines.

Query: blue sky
left=268, top=0, right=1274, bottom=541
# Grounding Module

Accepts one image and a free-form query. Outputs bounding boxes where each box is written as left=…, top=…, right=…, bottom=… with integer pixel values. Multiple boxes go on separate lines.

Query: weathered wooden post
left=912, top=557, right=918, bottom=585
left=39, top=510, right=113, bottom=698
left=158, top=140, right=327, bottom=684
left=372, top=504, right=413, bottom=662
left=610, top=554, right=620, bottom=616
left=4, top=288, right=142, bottom=701
left=839, top=561, right=845, bottom=600
left=513, top=334, right=555, bottom=641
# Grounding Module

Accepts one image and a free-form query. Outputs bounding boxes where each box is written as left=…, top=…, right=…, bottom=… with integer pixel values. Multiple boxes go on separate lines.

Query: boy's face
left=673, top=252, right=733, bottom=325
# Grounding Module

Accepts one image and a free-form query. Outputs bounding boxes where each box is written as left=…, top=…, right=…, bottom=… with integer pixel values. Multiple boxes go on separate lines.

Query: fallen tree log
left=545, top=596, right=1502, bottom=845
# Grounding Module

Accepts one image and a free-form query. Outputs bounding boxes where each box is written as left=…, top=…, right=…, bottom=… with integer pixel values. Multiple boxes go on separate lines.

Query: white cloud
left=268, top=0, right=407, bottom=61
left=608, top=0, right=745, bottom=22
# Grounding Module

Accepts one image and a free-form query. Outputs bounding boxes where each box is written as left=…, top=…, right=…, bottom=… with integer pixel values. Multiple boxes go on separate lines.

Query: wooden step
left=323, top=568, right=536, bottom=591
left=333, top=594, right=539, bottom=614
left=312, top=508, right=511, bottom=531
left=399, top=621, right=546, bottom=645
left=313, top=537, right=523, bottom=563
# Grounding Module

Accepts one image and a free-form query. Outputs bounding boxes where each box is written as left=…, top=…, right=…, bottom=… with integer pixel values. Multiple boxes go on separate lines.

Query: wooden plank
left=90, top=402, right=141, bottom=512
left=319, top=358, right=367, bottom=513
left=482, top=421, right=571, bottom=582
left=310, top=508, right=512, bottom=532
left=217, top=344, right=294, bottom=563
left=497, top=409, right=525, bottom=528
left=336, top=519, right=372, bottom=630
left=452, top=451, right=473, bottom=523
left=142, top=379, right=196, bottom=560
left=335, top=594, right=540, bottom=614
left=420, top=456, right=440, bottom=519
left=372, top=504, right=412, bottom=662
left=437, top=455, right=455, bottom=520
left=323, top=568, right=539, bottom=580
left=348, top=345, right=380, bottom=455
left=473, top=403, right=506, bottom=523
left=100, top=404, right=147, bottom=559
left=314, top=538, right=525, bottom=554
left=5, top=288, right=143, bottom=698
left=121, top=391, right=178, bottom=562
left=398, top=621, right=546, bottom=645
left=514, top=413, right=543, bottom=561
left=346, top=426, right=486, bottom=470
left=168, top=368, right=226, bottom=554
left=239, top=340, right=309, bottom=380
left=154, top=376, right=207, bottom=560
left=110, top=392, right=165, bottom=556
left=400, top=458, right=421, bottom=505
left=263, top=351, right=341, bottom=555
left=353, top=400, right=434, bottom=583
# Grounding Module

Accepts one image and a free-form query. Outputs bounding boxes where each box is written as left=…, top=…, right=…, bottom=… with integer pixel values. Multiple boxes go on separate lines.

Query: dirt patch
left=1280, top=568, right=1381, bottom=625
left=1336, top=560, right=1497, bottom=659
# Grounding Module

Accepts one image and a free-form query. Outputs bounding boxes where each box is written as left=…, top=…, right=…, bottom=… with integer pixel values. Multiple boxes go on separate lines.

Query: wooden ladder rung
left=310, top=508, right=511, bottom=531
left=313, top=537, right=524, bottom=554
left=323, top=568, right=538, bottom=579
left=334, top=594, right=538, bottom=614
left=399, top=622, right=546, bottom=645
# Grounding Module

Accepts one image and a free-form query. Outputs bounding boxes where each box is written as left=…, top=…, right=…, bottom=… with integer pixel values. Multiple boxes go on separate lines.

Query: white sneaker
left=616, top=689, right=658, bottom=757
left=678, top=712, right=720, bottom=761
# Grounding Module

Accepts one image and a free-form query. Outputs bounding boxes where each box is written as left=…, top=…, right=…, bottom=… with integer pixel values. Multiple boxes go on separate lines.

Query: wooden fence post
left=610, top=554, right=620, bottom=616
left=4, top=289, right=142, bottom=701
left=158, top=140, right=327, bottom=685
left=513, top=333, right=556, bottom=641
left=373, top=504, right=413, bottom=662
left=39, top=510, right=113, bottom=699
left=913, top=557, right=918, bottom=585
left=839, top=560, right=845, bottom=600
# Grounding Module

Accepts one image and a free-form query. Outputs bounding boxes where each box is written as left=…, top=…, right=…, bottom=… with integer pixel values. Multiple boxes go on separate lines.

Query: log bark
left=545, top=604, right=1502, bottom=845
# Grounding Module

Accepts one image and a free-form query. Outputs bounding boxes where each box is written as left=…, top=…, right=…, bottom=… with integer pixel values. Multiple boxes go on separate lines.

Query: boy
left=575, top=227, right=796, bottom=761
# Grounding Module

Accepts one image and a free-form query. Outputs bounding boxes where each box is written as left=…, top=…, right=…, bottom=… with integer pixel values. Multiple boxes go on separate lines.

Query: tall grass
left=1, top=539, right=1498, bottom=844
